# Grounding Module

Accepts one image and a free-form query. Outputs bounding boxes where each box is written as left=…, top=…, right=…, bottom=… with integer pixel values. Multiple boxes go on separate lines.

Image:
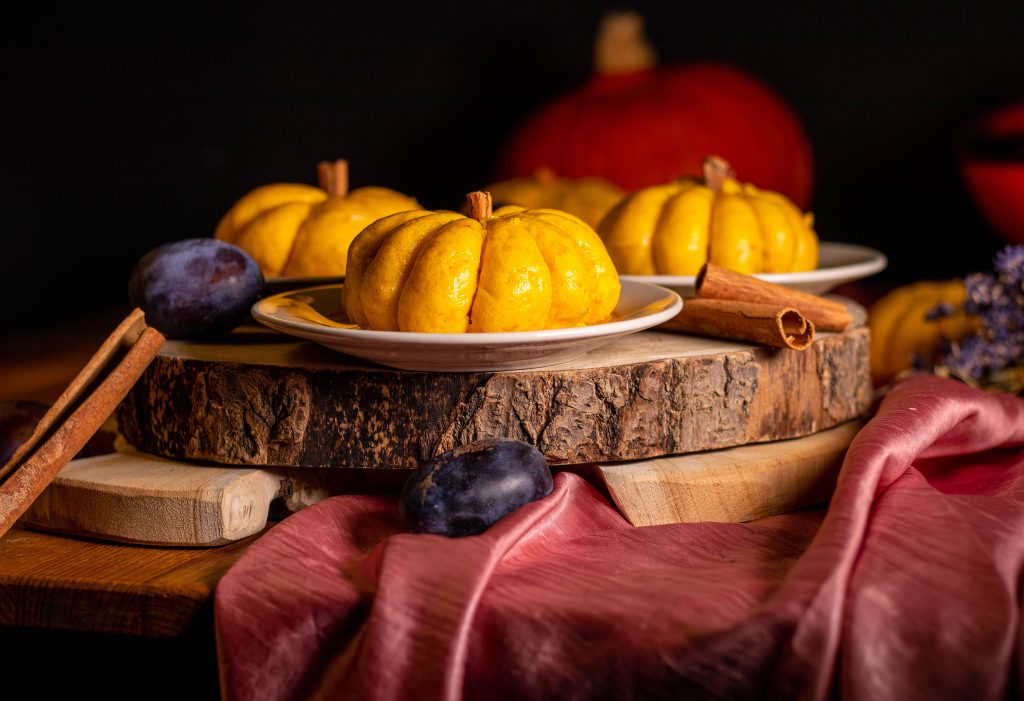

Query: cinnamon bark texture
left=467, top=191, right=493, bottom=220
left=663, top=299, right=814, bottom=350
left=697, top=263, right=853, bottom=332
left=702, top=156, right=734, bottom=192
left=0, top=309, right=165, bottom=539
left=317, top=159, right=349, bottom=198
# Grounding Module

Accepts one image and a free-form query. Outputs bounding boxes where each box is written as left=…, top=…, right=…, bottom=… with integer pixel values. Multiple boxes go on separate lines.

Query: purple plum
left=400, top=438, right=553, bottom=537
left=128, top=238, right=264, bottom=339
left=0, top=399, right=50, bottom=466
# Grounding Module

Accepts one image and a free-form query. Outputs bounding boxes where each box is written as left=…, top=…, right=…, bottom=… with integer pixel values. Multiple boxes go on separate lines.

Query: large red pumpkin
left=957, top=101, right=1024, bottom=245
left=496, top=12, right=815, bottom=209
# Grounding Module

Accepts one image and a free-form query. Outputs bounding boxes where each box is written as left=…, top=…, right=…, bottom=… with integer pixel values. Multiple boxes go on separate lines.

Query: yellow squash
left=868, top=279, right=978, bottom=386
left=486, top=168, right=626, bottom=229
left=342, top=192, right=621, bottom=333
left=597, top=156, right=818, bottom=276
left=215, top=160, right=419, bottom=277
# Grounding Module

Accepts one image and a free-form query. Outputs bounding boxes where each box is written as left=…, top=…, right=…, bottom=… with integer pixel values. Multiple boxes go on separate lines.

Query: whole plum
left=399, top=438, right=553, bottom=537
left=128, top=239, right=264, bottom=339
left=0, top=399, right=50, bottom=466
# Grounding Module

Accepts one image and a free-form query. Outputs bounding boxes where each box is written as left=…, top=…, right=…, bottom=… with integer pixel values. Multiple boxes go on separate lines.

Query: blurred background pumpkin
left=485, top=168, right=625, bottom=230
left=867, top=279, right=978, bottom=386
left=495, top=12, right=815, bottom=209
left=958, top=101, right=1024, bottom=246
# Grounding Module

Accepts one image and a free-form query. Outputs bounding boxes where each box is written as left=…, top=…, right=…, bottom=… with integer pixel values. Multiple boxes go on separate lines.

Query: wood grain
left=585, top=419, right=864, bottom=526
left=0, top=526, right=261, bottom=636
left=22, top=451, right=284, bottom=546
left=116, top=302, right=871, bottom=470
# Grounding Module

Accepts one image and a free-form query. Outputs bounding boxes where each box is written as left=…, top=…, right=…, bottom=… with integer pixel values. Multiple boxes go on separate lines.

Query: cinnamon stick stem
left=662, top=299, right=815, bottom=350
left=317, top=160, right=349, bottom=198
left=594, top=11, right=656, bottom=75
left=697, top=263, right=852, bottom=332
left=702, top=156, right=733, bottom=192
left=466, top=191, right=493, bottom=221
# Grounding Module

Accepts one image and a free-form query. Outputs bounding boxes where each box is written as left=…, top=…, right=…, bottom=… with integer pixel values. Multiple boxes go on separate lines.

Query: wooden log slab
left=116, top=300, right=871, bottom=469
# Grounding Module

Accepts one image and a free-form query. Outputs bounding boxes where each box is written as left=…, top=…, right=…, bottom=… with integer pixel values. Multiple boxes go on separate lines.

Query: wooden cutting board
left=21, top=420, right=863, bottom=545
left=21, top=451, right=284, bottom=546
left=586, top=419, right=863, bottom=526
left=115, top=299, right=871, bottom=470
left=19, top=448, right=409, bottom=546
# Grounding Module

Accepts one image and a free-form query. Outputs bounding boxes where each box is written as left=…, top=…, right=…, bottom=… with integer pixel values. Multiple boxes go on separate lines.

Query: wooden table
left=0, top=527, right=260, bottom=699
left=0, top=525, right=260, bottom=636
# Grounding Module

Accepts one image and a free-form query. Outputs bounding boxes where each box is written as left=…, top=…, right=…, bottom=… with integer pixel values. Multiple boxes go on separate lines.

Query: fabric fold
left=216, top=375, right=1024, bottom=701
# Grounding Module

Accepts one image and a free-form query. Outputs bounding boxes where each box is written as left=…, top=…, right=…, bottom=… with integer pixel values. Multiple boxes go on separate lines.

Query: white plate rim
left=251, top=279, right=683, bottom=348
left=618, top=241, right=887, bottom=289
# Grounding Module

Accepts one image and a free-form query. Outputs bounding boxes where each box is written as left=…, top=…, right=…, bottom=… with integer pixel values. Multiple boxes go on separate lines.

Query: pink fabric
left=215, top=375, right=1024, bottom=700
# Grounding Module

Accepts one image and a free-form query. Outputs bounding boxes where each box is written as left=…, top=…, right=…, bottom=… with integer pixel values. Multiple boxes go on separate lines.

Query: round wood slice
left=116, top=300, right=871, bottom=470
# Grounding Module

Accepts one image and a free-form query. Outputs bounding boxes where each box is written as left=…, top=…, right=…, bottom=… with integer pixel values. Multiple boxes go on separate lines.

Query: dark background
left=3, top=0, right=1023, bottom=336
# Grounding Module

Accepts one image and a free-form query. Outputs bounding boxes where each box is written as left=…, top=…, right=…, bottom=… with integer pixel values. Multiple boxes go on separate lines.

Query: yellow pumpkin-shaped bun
left=342, top=192, right=621, bottom=333
left=486, top=167, right=627, bottom=229
left=215, top=160, right=419, bottom=277
left=597, top=156, right=818, bottom=277
left=868, top=279, right=978, bottom=386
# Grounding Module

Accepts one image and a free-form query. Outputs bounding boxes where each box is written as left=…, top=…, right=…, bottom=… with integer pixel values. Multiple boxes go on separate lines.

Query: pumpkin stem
left=317, top=159, right=350, bottom=198
left=595, top=11, right=657, bottom=75
left=702, top=156, right=734, bottom=192
left=466, top=191, right=493, bottom=221
left=534, top=166, right=558, bottom=186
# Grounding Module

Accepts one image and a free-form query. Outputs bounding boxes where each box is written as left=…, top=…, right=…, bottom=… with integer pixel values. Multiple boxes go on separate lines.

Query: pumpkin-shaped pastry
left=215, top=160, right=419, bottom=277
left=597, top=156, right=819, bottom=277
left=486, top=168, right=626, bottom=229
left=868, top=279, right=978, bottom=386
left=342, top=192, right=621, bottom=333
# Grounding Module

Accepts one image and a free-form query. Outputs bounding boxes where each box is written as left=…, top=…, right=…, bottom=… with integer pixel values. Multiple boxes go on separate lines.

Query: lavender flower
left=943, top=336, right=992, bottom=380
left=963, top=272, right=998, bottom=315
left=994, top=245, right=1024, bottom=287
left=933, top=244, right=1024, bottom=393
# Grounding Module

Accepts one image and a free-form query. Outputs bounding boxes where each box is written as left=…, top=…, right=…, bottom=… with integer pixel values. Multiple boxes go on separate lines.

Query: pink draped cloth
left=215, top=375, right=1024, bottom=700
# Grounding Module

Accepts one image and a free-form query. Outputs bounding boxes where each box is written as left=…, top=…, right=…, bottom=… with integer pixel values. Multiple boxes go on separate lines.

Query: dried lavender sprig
left=964, top=271, right=999, bottom=316
left=993, top=244, right=1024, bottom=288
left=934, top=244, right=1024, bottom=390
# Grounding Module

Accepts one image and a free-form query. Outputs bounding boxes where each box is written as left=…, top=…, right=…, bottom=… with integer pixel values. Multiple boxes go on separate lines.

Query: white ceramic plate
left=619, top=241, right=888, bottom=298
left=251, top=280, right=683, bottom=372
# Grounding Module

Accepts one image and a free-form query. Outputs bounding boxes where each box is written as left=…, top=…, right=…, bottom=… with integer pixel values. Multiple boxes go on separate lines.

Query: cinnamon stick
left=466, top=191, right=493, bottom=221
left=0, top=309, right=165, bottom=539
left=317, top=159, right=349, bottom=198
left=702, top=156, right=734, bottom=192
left=697, top=263, right=852, bottom=332
left=662, top=299, right=815, bottom=350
